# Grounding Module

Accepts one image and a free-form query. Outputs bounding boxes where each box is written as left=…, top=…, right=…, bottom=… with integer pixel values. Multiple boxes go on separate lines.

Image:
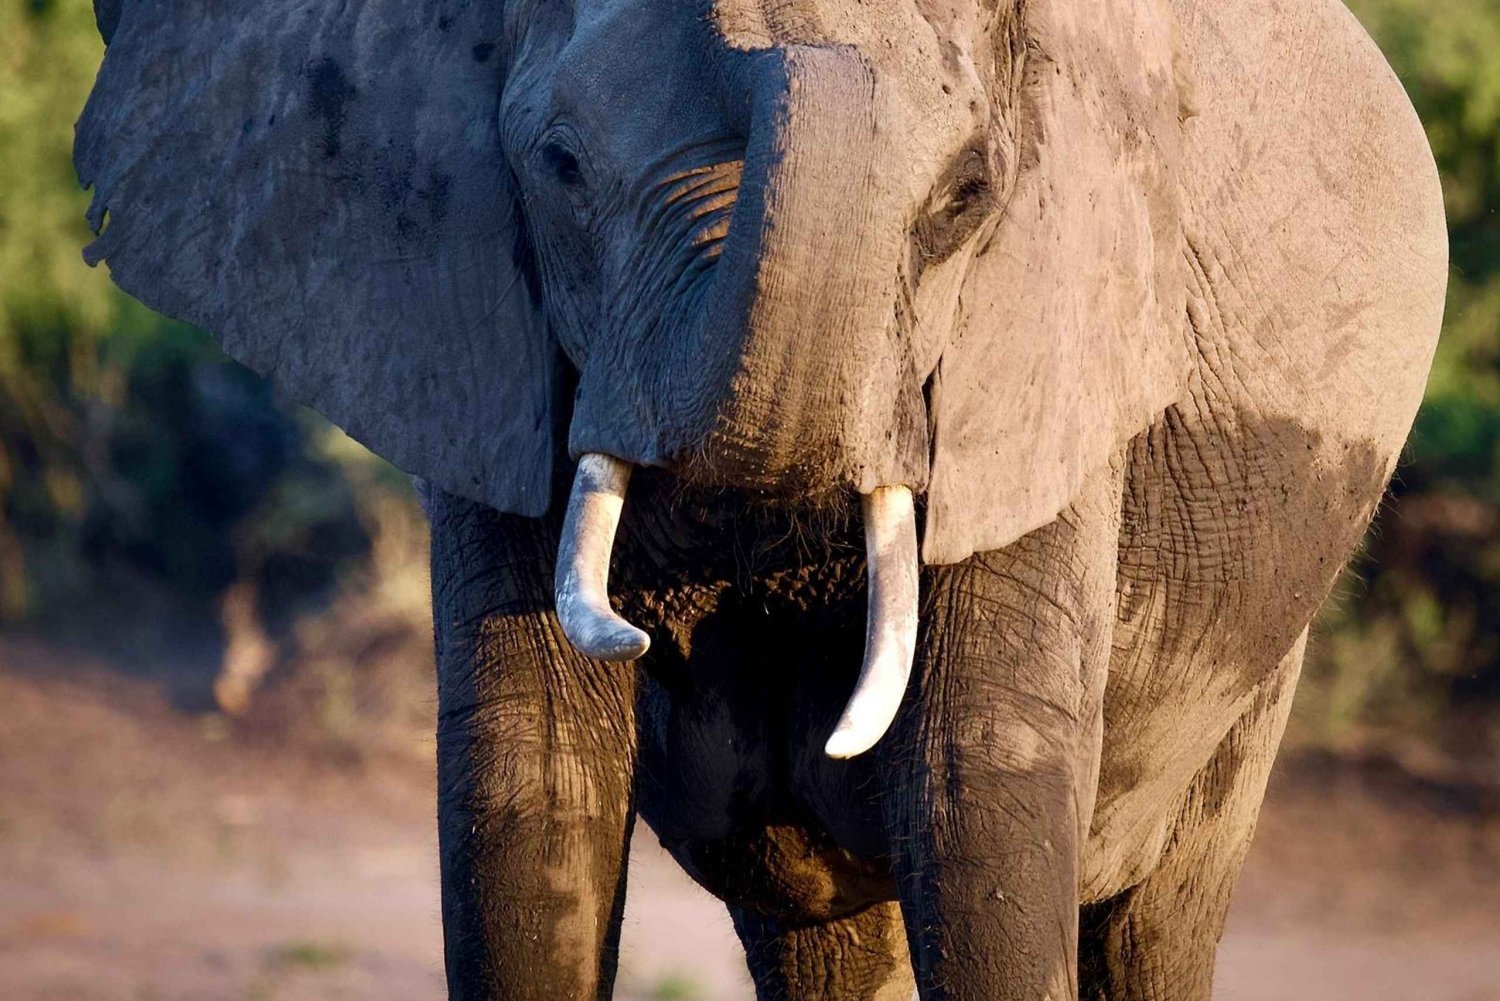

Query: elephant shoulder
left=1169, top=0, right=1447, bottom=460
left=1083, top=0, right=1448, bottom=902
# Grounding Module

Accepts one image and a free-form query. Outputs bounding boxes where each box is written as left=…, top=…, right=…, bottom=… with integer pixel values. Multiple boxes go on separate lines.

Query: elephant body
left=79, top=0, right=1445, bottom=995
left=427, top=4, right=1442, bottom=996
left=423, top=393, right=1387, bottom=1000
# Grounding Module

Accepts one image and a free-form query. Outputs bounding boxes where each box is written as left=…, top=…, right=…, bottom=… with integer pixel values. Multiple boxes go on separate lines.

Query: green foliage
left=0, top=0, right=393, bottom=621
left=0, top=0, right=110, bottom=614
left=649, top=975, right=704, bottom=1001
left=267, top=940, right=354, bottom=972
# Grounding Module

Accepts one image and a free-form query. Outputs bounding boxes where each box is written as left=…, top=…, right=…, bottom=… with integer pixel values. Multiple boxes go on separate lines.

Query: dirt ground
left=1, top=638, right=1496, bottom=1001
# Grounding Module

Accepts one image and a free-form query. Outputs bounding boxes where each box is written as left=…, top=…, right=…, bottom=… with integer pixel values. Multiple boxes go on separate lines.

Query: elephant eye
left=948, top=172, right=990, bottom=216
left=542, top=141, right=586, bottom=189
left=910, top=145, right=996, bottom=282
left=939, top=150, right=991, bottom=219
left=534, top=128, right=596, bottom=226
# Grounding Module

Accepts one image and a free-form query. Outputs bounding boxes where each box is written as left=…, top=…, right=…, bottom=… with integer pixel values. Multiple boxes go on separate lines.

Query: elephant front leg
left=882, top=470, right=1121, bottom=1001
left=1079, top=632, right=1309, bottom=1001
left=430, top=491, right=638, bottom=1001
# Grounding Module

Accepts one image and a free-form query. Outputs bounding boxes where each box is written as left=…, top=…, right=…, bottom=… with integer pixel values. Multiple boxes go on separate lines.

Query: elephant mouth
left=554, top=452, right=919, bottom=760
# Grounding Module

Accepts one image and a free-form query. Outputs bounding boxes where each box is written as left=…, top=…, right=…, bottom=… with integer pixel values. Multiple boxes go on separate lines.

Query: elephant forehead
left=532, top=1, right=728, bottom=164
left=559, top=0, right=713, bottom=95
left=711, top=0, right=968, bottom=64
left=711, top=0, right=990, bottom=165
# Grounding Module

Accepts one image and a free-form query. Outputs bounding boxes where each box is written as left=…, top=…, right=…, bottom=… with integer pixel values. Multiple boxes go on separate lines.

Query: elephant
left=75, top=0, right=1447, bottom=996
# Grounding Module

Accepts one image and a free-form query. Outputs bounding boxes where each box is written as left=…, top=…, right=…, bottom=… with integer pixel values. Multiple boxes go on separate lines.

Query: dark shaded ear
left=922, top=1, right=1192, bottom=564
left=75, top=0, right=557, bottom=517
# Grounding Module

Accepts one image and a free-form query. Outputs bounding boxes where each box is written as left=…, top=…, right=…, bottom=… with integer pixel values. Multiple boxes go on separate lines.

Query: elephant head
left=77, top=0, right=1190, bottom=755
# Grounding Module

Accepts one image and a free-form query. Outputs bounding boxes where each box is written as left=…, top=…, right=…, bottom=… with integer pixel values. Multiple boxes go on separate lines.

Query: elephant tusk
left=825, top=485, right=920, bottom=759
left=554, top=453, right=651, bottom=662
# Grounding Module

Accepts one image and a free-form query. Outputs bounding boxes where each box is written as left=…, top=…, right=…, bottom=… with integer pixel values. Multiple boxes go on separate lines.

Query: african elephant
left=76, top=0, right=1446, bottom=996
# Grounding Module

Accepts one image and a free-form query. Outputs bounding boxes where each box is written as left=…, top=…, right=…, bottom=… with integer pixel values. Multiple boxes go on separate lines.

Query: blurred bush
left=0, top=0, right=422, bottom=726
left=0, top=0, right=1496, bottom=766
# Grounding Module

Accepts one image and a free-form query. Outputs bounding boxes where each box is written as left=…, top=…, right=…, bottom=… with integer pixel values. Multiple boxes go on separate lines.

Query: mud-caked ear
left=75, top=0, right=558, bottom=516
left=922, top=0, right=1192, bottom=564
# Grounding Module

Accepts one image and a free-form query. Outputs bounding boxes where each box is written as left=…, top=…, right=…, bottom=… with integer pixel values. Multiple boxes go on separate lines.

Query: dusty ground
left=1, top=638, right=1496, bottom=1001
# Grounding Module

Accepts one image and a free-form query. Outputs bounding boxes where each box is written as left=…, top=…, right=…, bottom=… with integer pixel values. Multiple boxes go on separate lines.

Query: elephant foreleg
left=430, top=491, right=638, bottom=1001
left=882, top=465, right=1122, bottom=1001
left=1078, top=630, right=1307, bottom=1001
left=730, top=901, right=916, bottom=1001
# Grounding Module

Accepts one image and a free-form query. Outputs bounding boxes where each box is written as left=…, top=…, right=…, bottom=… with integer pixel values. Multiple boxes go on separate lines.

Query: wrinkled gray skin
left=77, top=0, right=1446, bottom=997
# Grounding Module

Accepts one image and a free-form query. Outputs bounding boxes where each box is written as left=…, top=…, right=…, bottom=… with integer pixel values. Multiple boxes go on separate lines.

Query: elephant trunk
left=672, top=45, right=916, bottom=492
left=713, top=48, right=922, bottom=755
left=567, top=44, right=923, bottom=492
left=557, top=48, right=923, bottom=753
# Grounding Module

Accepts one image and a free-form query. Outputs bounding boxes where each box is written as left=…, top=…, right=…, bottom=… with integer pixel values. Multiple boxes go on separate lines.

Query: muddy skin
left=428, top=400, right=1388, bottom=1001
left=602, top=471, right=894, bottom=919
left=431, top=496, right=639, bottom=1001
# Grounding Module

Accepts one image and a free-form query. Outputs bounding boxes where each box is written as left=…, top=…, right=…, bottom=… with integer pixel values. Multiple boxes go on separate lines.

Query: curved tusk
left=825, top=485, right=920, bottom=759
left=554, top=453, right=651, bottom=662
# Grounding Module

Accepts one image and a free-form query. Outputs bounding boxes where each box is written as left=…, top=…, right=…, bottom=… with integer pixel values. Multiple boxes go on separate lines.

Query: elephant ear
left=922, top=0, right=1191, bottom=564
left=75, top=0, right=558, bottom=516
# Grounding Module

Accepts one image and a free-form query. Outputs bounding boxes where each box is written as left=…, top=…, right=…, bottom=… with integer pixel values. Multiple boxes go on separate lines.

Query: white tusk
left=554, top=453, right=651, bottom=662
left=825, top=485, right=920, bottom=759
